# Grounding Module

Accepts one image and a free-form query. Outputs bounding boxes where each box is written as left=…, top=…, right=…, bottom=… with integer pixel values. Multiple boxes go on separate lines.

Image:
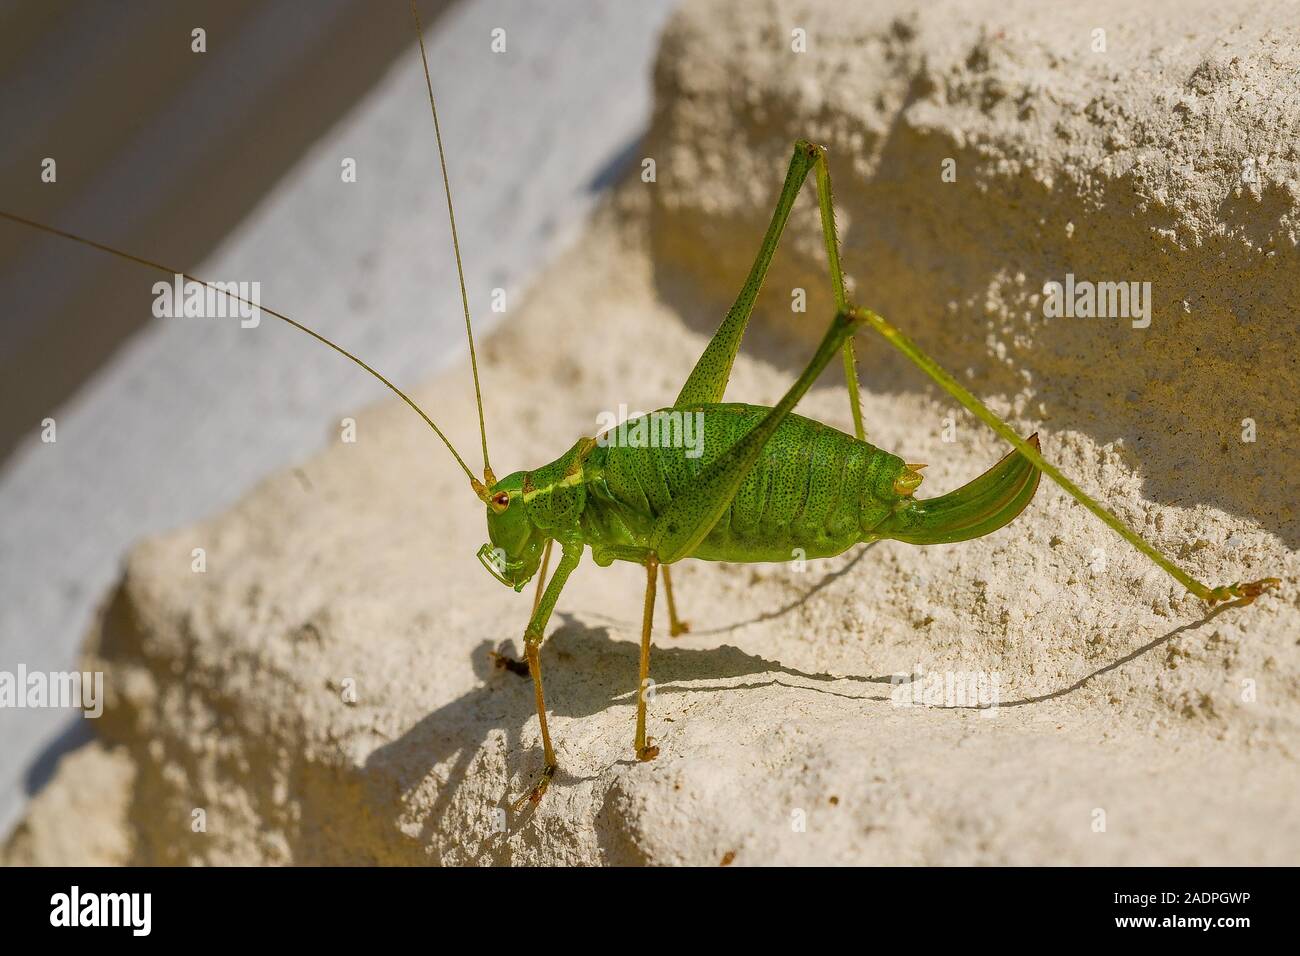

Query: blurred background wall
left=0, top=0, right=450, bottom=461
left=0, top=0, right=678, bottom=837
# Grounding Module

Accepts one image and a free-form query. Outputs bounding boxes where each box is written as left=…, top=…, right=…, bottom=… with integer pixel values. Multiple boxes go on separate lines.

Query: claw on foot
left=637, top=740, right=660, bottom=762
left=1206, top=577, right=1281, bottom=607
left=510, top=763, right=556, bottom=812
left=669, top=620, right=691, bottom=638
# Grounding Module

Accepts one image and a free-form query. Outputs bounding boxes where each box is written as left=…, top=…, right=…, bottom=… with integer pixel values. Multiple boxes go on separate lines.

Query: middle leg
left=637, top=557, right=661, bottom=761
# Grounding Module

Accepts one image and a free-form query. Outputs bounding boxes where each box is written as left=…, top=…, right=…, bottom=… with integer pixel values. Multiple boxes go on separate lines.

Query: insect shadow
left=930, top=597, right=1254, bottom=711
left=26, top=575, right=1253, bottom=861
left=362, top=614, right=901, bottom=851
left=362, top=583, right=1244, bottom=857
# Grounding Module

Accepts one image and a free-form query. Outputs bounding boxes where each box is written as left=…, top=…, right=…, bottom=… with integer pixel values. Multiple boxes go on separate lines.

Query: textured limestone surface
left=7, top=0, right=1298, bottom=865
left=0, top=0, right=678, bottom=837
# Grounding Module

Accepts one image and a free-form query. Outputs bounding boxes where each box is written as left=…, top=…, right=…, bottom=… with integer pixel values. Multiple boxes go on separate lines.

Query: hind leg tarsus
left=1207, top=578, right=1281, bottom=607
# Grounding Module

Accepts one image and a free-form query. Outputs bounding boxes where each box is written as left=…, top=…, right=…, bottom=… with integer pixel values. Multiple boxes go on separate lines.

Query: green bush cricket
left=0, top=2, right=1278, bottom=811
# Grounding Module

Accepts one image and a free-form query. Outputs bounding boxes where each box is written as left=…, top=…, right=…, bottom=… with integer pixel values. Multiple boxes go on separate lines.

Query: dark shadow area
left=363, top=615, right=903, bottom=853
left=690, top=544, right=877, bottom=636
left=362, top=585, right=1245, bottom=852
left=38, top=569, right=1257, bottom=860
left=587, top=133, right=645, bottom=194
left=0, top=0, right=454, bottom=463
left=21, top=714, right=94, bottom=796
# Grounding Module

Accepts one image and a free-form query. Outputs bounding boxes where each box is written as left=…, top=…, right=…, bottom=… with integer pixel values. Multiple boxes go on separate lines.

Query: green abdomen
left=581, top=404, right=904, bottom=562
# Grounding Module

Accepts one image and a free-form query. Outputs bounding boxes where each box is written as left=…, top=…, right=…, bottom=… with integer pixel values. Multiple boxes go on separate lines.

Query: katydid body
left=0, top=3, right=1277, bottom=813
left=482, top=403, right=1039, bottom=584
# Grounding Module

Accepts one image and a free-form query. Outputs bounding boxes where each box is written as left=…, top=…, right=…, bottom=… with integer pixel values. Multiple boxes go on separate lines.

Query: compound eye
left=491, top=491, right=510, bottom=509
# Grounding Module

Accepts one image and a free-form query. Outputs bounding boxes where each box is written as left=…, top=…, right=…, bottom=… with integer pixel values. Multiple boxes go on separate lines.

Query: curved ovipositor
left=876, top=435, right=1042, bottom=546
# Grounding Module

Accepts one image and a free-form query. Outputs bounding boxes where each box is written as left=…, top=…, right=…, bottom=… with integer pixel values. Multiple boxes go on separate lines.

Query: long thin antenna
left=0, top=209, right=483, bottom=488
left=409, top=0, right=494, bottom=485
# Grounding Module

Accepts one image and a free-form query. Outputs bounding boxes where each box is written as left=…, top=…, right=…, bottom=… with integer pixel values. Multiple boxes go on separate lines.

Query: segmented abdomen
left=583, top=403, right=904, bottom=562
